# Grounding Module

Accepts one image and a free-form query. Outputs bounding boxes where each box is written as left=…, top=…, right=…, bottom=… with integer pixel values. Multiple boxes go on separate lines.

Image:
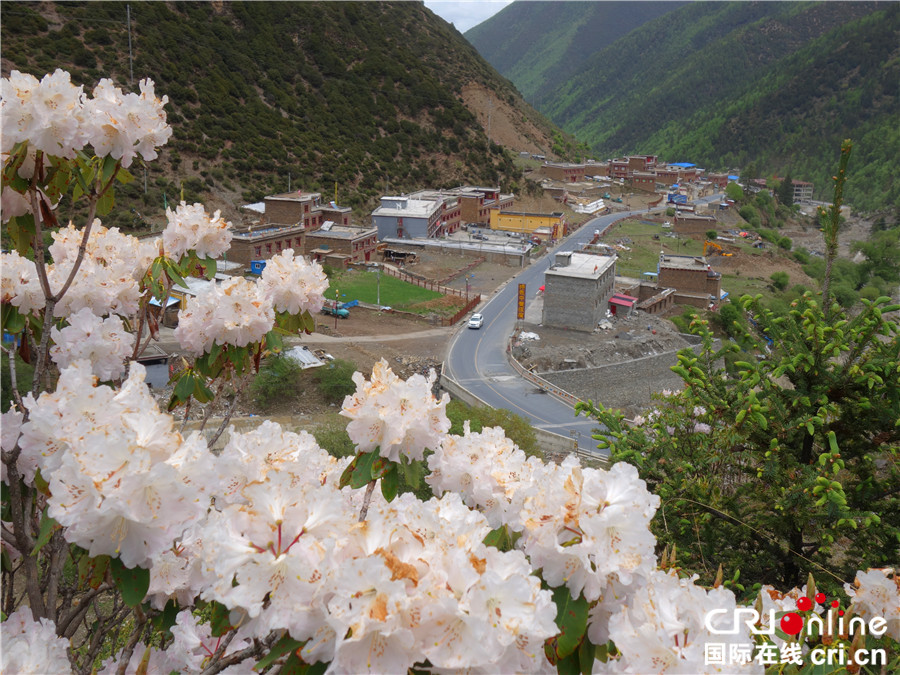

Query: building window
left=266, top=243, right=272, bottom=254
left=254, top=246, right=262, bottom=257
left=296, top=238, right=302, bottom=248
left=276, top=241, right=282, bottom=252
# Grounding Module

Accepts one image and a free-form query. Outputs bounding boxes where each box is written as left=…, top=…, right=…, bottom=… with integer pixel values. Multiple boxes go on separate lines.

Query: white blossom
left=0, top=606, right=72, bottom=674
left=341, top=359, right=450, bottom=462
left=174, top=277, right=274, bottom=355
left=845, top=569, right=900, bottom=640
left=50, top=308, right=135, bottom=380
left=257, top=248, right=327, bottom=315
left=162, top=201, right=232, bottom=260
left=84, top=77, right=171, bottom=167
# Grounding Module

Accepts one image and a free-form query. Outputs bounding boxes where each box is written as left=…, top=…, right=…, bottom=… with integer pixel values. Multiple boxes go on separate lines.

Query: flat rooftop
left=307, top=226, right=376, bottom=240
left=659, top=255, right=710, bottom=271
left=547, top=252, right=615, bottom=280
left=372, top=197, right=441, bottom=218
left=267, top=191, right=321, bottom=201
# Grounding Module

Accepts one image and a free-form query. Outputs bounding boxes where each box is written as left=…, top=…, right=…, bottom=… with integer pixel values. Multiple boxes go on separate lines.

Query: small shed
left=609, top=293, right=638, bottom=317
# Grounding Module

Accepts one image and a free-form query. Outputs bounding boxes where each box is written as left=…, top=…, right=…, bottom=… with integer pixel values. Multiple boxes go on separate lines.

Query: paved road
left=444, top=208, right=648, bottom=456
left=444, top=196, right=722, bottom=455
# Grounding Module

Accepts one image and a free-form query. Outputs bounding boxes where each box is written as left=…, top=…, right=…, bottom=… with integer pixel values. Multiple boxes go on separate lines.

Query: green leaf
left=150, top=599, right=180, bottom=637
left=101, top=155, right=119, bottom=185
left=483, top=525, right=510, bottom=550
left=95, top=189, right=115, bottom=217
left=556, top=649, right=581, bottom=675
left=350, top=451, right=378, bottom=489
left=578, top=635, right=595, bottom=675
left=380, top=464, right=399, bottom=502
left=1, top=304, right=27, bottom=335
left=109, top=558, right=150, bottom=607
left=163, top=259, right=187, bottom=290
left=193, top=378, right=215, bottom=403
left=254, top=633, right=304, bottom=671
left=77, top=553, right=110, bottom=589
left=32, top=507, right=61, bottom=556
left=203, top=258, right=217, bottom=280
left=209, top=601, right=232, bottom=637
left=116, top=168, right=134, bottom=185
left=174, top=373, right=195, bottom=402
left=551, top=586, right=589, bottom=660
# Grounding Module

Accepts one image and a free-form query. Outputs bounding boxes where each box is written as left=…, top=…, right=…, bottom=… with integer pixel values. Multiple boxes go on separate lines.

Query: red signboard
left=517, top=284, right=526, bottom=320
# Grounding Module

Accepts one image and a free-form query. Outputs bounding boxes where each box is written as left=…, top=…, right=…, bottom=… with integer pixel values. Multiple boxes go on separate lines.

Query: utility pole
left=126, top=5, right=134, bottom=86
left=376, top=264, right=381, bottom=308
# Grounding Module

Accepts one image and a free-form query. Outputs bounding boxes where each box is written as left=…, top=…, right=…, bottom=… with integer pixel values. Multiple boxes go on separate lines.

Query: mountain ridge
left=467, top=1, right=899, bottom=211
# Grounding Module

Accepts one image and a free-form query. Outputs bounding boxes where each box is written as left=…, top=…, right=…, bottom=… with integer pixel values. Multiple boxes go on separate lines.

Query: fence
left=441, top=295, right=481, bottom=327
left=381, top=265, right=468, bottom=298
left=506, top=336, right=582, bottom=408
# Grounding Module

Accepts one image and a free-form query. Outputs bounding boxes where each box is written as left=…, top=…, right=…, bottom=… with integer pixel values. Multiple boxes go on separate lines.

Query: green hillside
left=1, top=1, right=559, bottom=227
left=465, top=1, right=682, bottom=104
left=469, top=1, right=899, bottom=212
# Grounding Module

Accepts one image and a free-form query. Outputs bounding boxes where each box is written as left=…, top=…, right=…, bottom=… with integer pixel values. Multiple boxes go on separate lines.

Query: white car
left=468, top=313, right=484, bottom=329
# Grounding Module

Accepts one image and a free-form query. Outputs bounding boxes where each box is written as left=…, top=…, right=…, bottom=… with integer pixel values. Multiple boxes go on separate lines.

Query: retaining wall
left=538, top=336, right=713, bottom=414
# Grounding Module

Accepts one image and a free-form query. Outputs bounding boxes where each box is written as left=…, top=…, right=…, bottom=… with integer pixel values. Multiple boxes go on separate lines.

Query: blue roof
left=728, top=175, right=739, bottom=180
left=669, top=162, right=696, bottom=168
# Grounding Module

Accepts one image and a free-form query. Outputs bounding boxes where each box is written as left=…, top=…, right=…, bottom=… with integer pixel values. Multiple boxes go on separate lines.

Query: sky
left=423, top=0, right=515, bottom=33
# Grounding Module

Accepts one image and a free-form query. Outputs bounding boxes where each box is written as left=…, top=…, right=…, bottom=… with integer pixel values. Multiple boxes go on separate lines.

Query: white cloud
left=424, top=0, right=515, bottom=33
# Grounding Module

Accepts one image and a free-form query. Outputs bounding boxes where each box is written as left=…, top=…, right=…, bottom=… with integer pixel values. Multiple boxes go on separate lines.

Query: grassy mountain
left=465, top=1, right=683, bottom=104
left=1, top=1, right=564, bottom=227
left=469, top=1, right=899, bottom=212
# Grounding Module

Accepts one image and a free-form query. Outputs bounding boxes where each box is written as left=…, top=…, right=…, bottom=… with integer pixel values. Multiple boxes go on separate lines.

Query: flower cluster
left=845, top=569, right=900, bottom=640
left=2, top=221, right=156, bottom=319
left=173, top=276, right=275, bottom=355
left=0, top=607, right=72, bottom=675
left=172, top=252, right=327, bottom=356
left=428, top=426, right=659, bottom=609
left=1, top=69, right=170, bottom=165
left=17, top=361, right=206, bottom=567
left=257, top=248, right=328, bottom=315
left=597, top=569, right=761, bottom=673
left=162, top=201, right=233, bottom=260
left=49, top=307, right=134, bottom=380
left=341, top=359, right=450, bottom=462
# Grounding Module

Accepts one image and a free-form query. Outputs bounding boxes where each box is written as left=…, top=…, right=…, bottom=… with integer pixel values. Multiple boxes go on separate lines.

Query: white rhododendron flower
left=845, top=569, right=900, bottom=640
left=0, top=69, right=87, bottom=157
left=163, top=201, right=233, bottom=260
left=85, top=77, right=171, bottom=168
left=174, top=276, right=274, bottom=355
left=0, top=250, right=44, bottom=317
left=50, top=308, right=135, bottom=380
left=257, top=248, right=328, bottom=315
left=18, top=361, right=205, bottom=567
left=596, top=569, right=762, bottom=674
left=0, top=606, right=72, bottom=675
left=341, top=358, right=450, bottom=462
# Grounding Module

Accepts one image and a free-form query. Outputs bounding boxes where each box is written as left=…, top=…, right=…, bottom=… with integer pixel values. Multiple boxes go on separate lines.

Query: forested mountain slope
left=469, top=1, right=899, bottom=211
left=465, top=1, right=682, bottom=104
left=1, top=1, right=562, bottom=225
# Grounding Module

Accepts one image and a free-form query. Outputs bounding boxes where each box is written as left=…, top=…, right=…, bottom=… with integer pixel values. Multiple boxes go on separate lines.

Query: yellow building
left=489, top=210, right=566, bottom=241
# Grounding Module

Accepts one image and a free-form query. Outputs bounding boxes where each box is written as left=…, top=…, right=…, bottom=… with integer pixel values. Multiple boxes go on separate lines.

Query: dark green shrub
left=770, top=271, right=789, bottom=291
left=793, top=248, right=810, bottom=265
left=251, top=355, right=303, bottom=408
left=778, top=236, right=792, bottom=250
left=706, top=230, right=718, bottom=240
left=313, top=358, right=358, bottom=404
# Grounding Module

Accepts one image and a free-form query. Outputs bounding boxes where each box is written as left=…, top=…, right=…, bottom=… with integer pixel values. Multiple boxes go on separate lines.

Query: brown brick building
left=228, top=224, right=307, bottom=266
left=541, top=162, right=588, bottom=183
left=657, top=253, right=722, bottom=306
left=304, top=225, right=378, bottom=267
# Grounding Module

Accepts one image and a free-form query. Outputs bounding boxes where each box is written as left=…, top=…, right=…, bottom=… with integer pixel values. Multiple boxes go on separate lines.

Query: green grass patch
left=607, top=220, right=704, bottom=278
left=327, top=270, right=465, bottom=316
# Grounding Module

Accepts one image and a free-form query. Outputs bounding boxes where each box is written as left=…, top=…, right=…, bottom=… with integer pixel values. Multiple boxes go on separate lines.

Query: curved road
left=445, top=208, right=646, bottom=456
left=445, top=197, right=720, bottom=456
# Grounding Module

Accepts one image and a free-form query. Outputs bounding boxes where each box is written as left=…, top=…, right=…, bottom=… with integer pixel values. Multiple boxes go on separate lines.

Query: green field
left=327, top=270, right=464, bottom=316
